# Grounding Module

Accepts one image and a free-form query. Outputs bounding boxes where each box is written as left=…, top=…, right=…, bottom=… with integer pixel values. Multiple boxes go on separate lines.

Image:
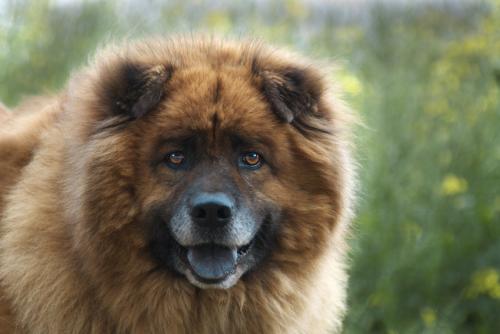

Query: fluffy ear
left=97, top=62, right=173, bottom=119
left=259, top=67, right=324, bottom=123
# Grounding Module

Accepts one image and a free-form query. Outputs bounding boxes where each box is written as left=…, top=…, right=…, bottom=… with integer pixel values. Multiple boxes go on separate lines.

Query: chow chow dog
left=0, top=37, right=357, bottom=333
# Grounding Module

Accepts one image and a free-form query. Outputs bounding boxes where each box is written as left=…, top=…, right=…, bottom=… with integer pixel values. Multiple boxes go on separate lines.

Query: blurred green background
left=1, top=0, right=499, bottom=332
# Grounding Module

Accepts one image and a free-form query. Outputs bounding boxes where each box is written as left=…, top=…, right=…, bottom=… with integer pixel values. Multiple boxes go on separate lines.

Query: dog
left=0, top=37, right=357, bottom=333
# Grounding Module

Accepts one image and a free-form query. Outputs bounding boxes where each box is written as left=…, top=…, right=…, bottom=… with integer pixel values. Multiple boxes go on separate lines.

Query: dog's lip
left=179, top=240, right=255, bottom=263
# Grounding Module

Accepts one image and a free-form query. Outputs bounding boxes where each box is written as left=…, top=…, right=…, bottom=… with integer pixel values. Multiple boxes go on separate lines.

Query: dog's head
left=64, top=39, right=353, bottom=290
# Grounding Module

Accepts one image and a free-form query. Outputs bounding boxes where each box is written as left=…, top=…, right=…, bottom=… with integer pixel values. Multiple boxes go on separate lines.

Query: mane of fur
left=0, top=37, right=357, bottom=334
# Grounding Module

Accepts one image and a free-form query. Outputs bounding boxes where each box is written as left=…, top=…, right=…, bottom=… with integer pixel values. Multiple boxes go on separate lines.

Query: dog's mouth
left=148, top=211, right=278, bottom=289
left=178, top=240, right=254, bottom=284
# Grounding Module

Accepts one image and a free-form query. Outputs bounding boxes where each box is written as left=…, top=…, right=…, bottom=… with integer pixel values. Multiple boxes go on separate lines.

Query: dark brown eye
left=166, top=151, right=185, bottom=168
left=240, top=152, right=262, bottom=169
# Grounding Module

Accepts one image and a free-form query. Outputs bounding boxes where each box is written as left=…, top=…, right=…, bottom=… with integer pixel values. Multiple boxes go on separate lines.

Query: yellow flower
left=441, top=174, right=468, bottom=196
left=340, top=72, right=363, bottom=97
left=425, top=98, right=450, bottom=116
left=205, top=12, right=232, bottom=32
left=492, top=286, right=500, bottom=299
left=285, top=0, right=308, bottom=19
left=421, top=307, right=436, bottom=327
left=466, top=268, right=500, bottom=300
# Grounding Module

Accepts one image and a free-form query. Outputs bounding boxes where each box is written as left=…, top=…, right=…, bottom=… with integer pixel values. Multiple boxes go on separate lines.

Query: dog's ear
left=97, top=62, right=173, bottom=119
left=259, top=66, right=324, bottom=123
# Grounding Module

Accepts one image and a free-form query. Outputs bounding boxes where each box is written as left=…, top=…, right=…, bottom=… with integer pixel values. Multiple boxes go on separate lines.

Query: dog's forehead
left=152, top=65, right=279, bottom=137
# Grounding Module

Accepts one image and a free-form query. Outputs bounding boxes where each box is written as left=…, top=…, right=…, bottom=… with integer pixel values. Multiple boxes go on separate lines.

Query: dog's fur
left=0, top=37, right=356, bottom=333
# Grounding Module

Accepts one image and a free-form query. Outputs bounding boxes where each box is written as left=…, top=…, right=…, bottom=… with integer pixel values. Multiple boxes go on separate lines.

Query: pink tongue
left=187, top=245, right=237, bottom=280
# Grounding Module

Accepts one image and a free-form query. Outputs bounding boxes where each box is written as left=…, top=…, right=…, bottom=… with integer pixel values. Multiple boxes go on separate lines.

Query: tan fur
left=0, top=37, right=356, bottom=333
left=0, top=103, right=9, bottom=122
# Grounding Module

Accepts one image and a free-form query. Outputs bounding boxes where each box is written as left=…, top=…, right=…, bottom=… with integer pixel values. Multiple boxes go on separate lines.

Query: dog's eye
left=165, top=151, right=185, bottom=168
left=240, top=152, right=262, bottom=169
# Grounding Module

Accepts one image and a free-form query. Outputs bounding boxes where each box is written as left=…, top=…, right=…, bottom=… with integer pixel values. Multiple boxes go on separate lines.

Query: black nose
left=190, top=193, right=233, bottom=227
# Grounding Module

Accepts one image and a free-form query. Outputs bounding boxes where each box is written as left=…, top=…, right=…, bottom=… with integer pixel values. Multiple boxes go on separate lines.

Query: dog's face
left=144, top=67, right=286, bottom=288
left=67, top=41, right=344, bottom=291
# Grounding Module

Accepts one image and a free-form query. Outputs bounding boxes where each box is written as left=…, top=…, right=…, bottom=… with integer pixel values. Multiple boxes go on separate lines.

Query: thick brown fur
left=0, top=37, right=357, bottom=333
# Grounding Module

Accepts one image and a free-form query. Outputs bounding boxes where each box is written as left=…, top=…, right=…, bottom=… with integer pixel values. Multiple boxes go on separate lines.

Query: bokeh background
left=1, top=0, right=499, bottom=332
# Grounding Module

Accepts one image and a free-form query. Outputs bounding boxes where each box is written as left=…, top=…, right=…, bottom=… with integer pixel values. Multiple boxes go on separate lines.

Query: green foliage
left=347, top=3, right=500, bottom=333
left=0, top=1, right=116, bottom=105
left=1, top=1, right=498, bottom=332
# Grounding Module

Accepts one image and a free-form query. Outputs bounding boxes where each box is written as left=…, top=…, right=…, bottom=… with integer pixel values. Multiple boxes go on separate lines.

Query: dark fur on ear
left=259, top=66, right=324, bottom=123
left=98, top=62, right=173, bottom=119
